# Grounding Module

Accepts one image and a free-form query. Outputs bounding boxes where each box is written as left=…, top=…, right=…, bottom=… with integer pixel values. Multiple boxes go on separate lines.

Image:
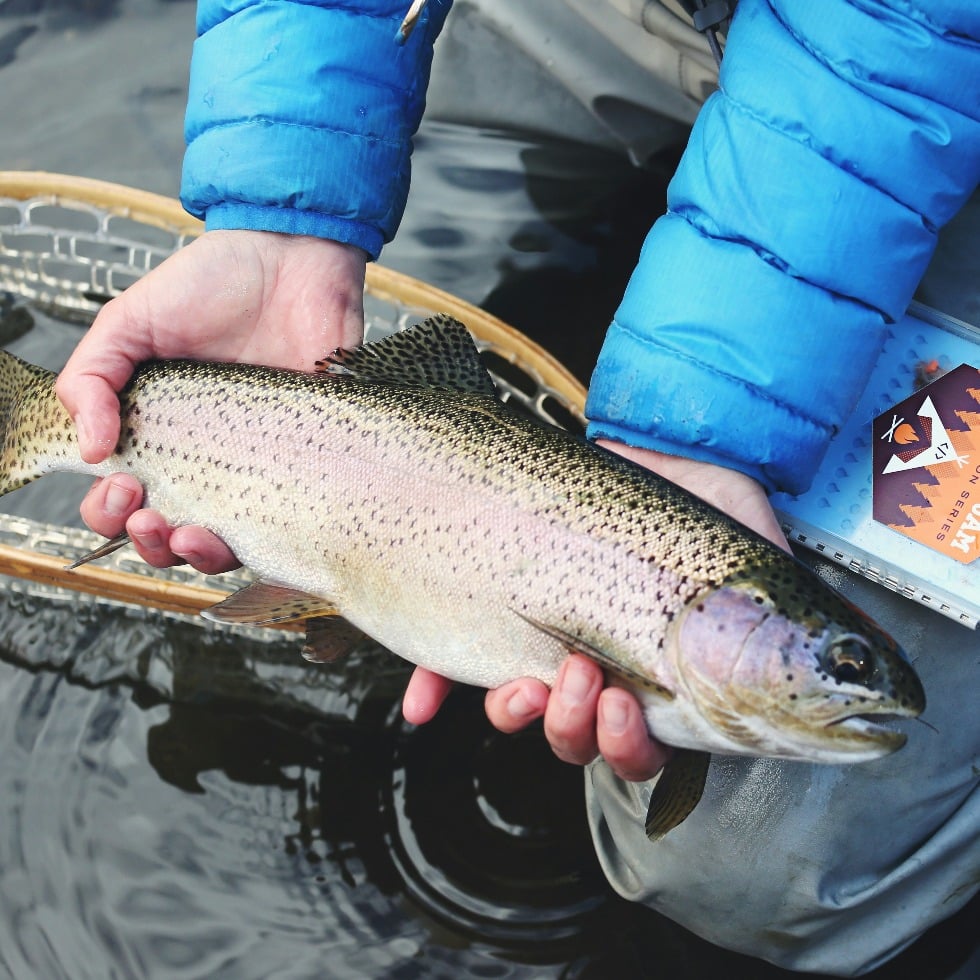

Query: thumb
left=55, top=375, right=121, bottom=465
left=55, top=298, right=144, bottom=464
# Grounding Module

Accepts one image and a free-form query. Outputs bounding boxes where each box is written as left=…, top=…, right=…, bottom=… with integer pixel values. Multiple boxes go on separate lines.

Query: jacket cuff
left=585, top=215, right=886, bottom=496
left=202, top=203, right=382, bottom=257
left=181, top=0, right=450, bottom=257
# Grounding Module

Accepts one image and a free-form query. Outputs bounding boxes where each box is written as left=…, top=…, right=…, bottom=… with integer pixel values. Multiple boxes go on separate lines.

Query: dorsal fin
left=317, top=314, right=498, bottom=397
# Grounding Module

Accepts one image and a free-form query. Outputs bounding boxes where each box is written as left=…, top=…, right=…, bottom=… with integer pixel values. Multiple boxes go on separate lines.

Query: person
left=53, top=0, right=979, bottom=974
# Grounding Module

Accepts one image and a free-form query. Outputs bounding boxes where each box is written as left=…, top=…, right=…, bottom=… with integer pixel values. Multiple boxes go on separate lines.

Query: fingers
left=79, top=475, right=240, bottom=573
left=123, top=509, right=189, bottom=569
left=543, top=655, right=603, bottom=764
left=80, top=474, right=143, bottom=537
left=402, top=666, right=455, bottom=724
left=484, top=678, right=549, bottom=732
left=125, top=513, right=239, bottom=573
left=543, top=654, right=669, bottom=782
left=164, top=525, right=239, bottom=574
left=57, top=296, right=148, bottom=464
left=595, top=688, right=672, bottom=782
left=55, top=357, right=125, bottom=465
left=404, top=654, right=669, bottom=783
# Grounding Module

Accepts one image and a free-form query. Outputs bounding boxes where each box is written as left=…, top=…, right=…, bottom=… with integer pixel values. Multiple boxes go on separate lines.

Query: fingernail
left=135, top=529, right=164, bottom=552
left=559, top=659, right=593, bottom=706
left=170, top=545, right=198, bottom=563
left=507, top=690, right=534, bottom=720
left=104, top=480, right=136, bottom=517
left=600, top=696, right=629, bottom=735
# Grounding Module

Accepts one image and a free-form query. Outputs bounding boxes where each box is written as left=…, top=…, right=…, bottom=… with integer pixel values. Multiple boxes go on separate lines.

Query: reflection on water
left=1, top=590, right=975, bottom=979
left=0, top=589, right=594, bottom=979
left=2, top=584, right=757, bottom=980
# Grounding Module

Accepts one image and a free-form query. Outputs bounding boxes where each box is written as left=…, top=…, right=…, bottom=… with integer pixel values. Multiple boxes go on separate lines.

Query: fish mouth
left=826, top=714, right=908, bottom=752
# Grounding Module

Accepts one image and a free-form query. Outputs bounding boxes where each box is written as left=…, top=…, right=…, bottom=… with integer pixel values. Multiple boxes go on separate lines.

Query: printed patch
left=872, top=364, right=980, bottom=564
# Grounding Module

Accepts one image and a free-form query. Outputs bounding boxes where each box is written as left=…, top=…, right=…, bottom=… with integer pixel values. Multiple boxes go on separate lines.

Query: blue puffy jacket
left=586, top=0, right=980, bottom=493
left=182, top=0, right=980, bottom=495
left=183, top=0, right=450, bottom=259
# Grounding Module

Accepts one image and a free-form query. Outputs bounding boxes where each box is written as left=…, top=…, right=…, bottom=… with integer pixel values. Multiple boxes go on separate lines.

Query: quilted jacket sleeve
left=181, top=0, right=451, bottom=259
left=586, top=0, right=980, bottom=495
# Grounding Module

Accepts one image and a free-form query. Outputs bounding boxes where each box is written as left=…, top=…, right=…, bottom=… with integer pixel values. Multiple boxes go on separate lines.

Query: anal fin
left=645, top=749, right=711, bottom=841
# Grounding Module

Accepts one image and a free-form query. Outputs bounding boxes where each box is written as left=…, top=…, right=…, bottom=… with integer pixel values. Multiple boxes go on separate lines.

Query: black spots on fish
left=724, top=561, right=842, bottom=635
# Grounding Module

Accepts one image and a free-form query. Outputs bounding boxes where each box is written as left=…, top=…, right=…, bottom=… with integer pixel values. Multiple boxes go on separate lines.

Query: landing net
left=0, top=172, right=587, bottom=628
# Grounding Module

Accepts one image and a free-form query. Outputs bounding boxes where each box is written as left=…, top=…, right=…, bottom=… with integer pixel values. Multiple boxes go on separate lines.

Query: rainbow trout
left=0, top=316, right=924, bottom=837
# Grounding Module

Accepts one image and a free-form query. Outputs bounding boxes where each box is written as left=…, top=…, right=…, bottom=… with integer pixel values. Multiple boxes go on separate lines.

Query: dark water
left=0, top=3, right=976, bottom=978
left=0, top=590, right=613, bottom=979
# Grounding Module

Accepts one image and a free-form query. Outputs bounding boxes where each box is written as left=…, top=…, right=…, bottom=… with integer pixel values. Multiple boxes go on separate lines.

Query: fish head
left=668, top=561, right=925, bottom=762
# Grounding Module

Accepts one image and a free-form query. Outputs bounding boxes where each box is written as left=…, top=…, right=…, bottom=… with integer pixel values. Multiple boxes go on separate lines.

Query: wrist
left=596, top=440, right=789, bottom=550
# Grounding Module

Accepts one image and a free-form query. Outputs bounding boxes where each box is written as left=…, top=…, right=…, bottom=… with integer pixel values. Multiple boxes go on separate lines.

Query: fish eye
left=825, top=635, right=874, bottom=684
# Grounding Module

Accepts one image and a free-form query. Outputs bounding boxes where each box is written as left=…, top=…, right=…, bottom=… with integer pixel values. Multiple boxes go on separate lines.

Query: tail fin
left=0, top=349, right=67, bottom=496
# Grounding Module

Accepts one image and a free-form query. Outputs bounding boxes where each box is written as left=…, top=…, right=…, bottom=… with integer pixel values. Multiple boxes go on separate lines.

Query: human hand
left=402, top=442, right=791, bottom=783
left=56, top=230, right=366, bottom=571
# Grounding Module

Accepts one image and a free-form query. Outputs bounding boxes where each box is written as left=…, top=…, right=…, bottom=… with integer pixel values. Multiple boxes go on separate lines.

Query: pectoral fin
left=513, top=611, right=674, bottom=700
left=644, top=749, right=711, bottom=841
left=65, top=533, right=132, bottom=570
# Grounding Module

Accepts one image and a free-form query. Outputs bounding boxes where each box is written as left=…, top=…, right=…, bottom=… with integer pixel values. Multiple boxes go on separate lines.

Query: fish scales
left=121, top=360, right=697, bottom=690
left=0, top=316, right=925, bottom=837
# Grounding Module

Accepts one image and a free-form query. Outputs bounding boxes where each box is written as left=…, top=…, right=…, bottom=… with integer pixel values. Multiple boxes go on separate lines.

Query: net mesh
left=0, top=179, right=586, bottom=427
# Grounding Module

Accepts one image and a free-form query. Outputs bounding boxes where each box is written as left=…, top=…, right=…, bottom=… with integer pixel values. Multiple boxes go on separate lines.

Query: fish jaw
left=658, top=575, right=925, bottom=763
